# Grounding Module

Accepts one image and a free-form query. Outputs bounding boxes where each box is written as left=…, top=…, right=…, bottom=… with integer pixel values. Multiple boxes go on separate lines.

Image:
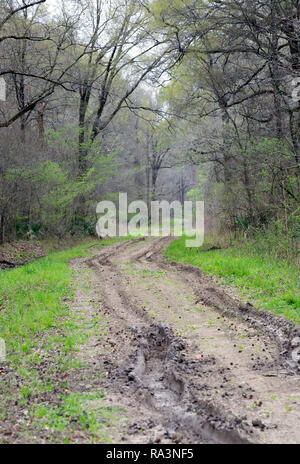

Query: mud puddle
left=121, top=323, right=251, bottom=444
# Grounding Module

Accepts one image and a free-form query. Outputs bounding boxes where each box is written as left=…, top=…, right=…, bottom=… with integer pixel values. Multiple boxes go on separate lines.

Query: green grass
left=31, top=392, right=122, bottom=441
left=0, top=236, right=130, bottom=443
left=165, top=236, right=300, bottom=325
left=0, top=237, right=128, bottom=357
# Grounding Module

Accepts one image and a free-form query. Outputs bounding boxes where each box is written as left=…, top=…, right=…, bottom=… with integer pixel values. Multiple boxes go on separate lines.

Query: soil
left=1, top=237, right=300, bottom=444
left=71, top=237, right=300, bottom=444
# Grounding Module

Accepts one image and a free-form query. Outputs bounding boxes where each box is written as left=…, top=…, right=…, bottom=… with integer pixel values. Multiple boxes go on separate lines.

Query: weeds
left=0, top=237, right=129, bottom=443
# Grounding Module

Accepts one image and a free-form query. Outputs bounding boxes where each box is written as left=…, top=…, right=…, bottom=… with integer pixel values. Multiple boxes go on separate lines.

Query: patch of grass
left=31, top=392, right=120, bottom=440
left=0, top=237, right=132, bottom=356
left=0, top=243, right=89, bottom=356
left=0, top=237, right=130, bottom=442
left=165, top=236, right=300, bottom=324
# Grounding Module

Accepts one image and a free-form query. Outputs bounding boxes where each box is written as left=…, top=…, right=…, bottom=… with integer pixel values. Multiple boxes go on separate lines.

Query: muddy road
left=71, top=237, right=300, bottom=444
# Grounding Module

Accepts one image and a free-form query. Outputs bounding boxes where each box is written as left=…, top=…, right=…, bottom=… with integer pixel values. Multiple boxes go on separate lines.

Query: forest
left=0, top=0, right=298, bottom=256
left=0, top=0, right=299, bottom=447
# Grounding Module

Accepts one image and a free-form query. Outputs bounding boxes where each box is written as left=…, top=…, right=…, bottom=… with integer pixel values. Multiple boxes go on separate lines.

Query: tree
left=0, top=0, right=87, bottom=129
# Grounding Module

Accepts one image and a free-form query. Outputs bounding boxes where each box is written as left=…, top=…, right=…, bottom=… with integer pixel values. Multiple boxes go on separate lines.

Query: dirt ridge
left=134, top=238, right=300, bottom=373
left=74, top=237, right=300, bottom=444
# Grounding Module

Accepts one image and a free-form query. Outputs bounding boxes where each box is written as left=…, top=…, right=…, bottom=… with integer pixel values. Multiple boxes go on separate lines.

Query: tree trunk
left=0, top=213, right=5, bottom=245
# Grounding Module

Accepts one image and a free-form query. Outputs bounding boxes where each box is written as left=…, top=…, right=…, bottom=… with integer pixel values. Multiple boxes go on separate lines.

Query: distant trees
left=0, top=0, right=183, bottom=242
left=67, top=0, right=184, bottom=222
left=0, top=0, right=299, bottom=254
left=153, top=0, right=300, bottom=250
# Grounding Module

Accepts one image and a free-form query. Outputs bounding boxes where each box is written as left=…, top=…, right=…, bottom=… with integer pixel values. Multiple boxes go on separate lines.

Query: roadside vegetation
left=165, top=234, right=300, bottom=325
left=0, top=238, right=129, bottom=443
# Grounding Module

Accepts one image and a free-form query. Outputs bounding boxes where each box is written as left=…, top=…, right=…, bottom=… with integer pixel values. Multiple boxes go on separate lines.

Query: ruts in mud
left=83, top=238, right=300, bottom=444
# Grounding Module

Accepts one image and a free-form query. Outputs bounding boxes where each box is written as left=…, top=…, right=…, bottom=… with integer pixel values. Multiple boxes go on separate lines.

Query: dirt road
left=70, top=237, right=300, bottom=444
